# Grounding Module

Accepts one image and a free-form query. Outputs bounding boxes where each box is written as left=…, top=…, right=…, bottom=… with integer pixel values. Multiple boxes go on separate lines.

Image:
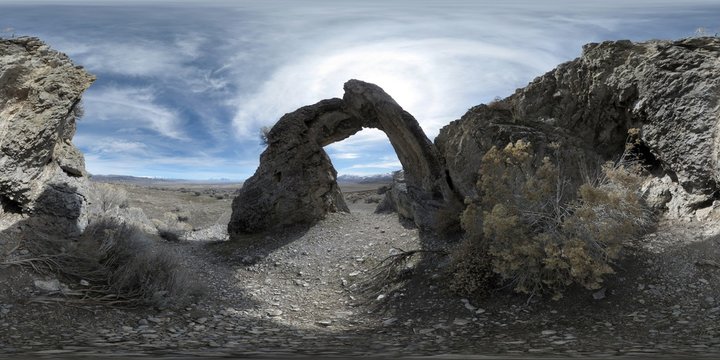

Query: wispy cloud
left=87, top=139, right=149, bottom=156
left=229, top=28, right=578, bottom=140
left=83, top=86, right=186, bottom=140
left=333, top=153, right=360, bottom=160
left=4, top=0, right=718, bottom=179
left=348, top=160, right=402, bottom=170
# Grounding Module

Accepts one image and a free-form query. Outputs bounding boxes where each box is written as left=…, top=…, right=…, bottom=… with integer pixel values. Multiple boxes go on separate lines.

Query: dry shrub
left=448, top=238, right=493, bottom=297
left=18, top=217, right=201, bottom=307
left=81, top=218, right=200, bottom=306
left=94, top=183, right=129, bottom=212
left=451, top=139, right=651, bottom=299
left=155, top=212, right=188, bottom=242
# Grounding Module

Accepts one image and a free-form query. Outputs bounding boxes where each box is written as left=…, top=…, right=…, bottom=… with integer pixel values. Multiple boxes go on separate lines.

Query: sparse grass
left=10, top=217, right=202, bottom=307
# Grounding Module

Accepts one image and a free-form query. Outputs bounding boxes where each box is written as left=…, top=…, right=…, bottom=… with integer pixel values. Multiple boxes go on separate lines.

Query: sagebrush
left=94, top=183, right=129, bottom=212
left=19, top=217, right=201, bottom=306
left=451, top=139, right=651, bottom=299
left=155, top=211, right=188, bottom=242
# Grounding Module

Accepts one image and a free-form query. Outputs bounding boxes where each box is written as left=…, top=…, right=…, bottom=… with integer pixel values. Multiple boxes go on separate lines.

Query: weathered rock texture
left=0, top=37, right=94, bottom=231
left=437, top=37, right=720, bottom=215
left=229, top=80, right=460, bottom=236
left=233, top=37, right=720, bottom=237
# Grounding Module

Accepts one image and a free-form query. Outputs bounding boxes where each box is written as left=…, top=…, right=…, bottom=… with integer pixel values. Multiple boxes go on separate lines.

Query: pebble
left=453, top=318, right=470, bottom=326
left=266, top=309, right=283, bottom=317
left=382, top=318, right=397, bottom=327
left=592, top=288, right=607, bottom=300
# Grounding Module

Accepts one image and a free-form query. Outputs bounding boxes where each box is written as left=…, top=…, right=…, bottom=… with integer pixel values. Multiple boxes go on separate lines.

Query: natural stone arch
left=228, top=80, right=461, bottom=237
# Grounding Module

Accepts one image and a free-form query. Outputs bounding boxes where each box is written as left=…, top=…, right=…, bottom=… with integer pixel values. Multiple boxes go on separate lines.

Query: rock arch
left=228, top=80, right=461, bottom=237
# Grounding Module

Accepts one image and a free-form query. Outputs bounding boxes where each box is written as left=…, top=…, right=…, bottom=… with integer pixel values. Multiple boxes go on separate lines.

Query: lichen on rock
left=0, top=37, right=95, bottom=232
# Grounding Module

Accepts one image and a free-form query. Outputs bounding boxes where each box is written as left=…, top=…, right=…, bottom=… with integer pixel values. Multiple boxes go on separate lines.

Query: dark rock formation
left=232, top=37, right=719, bottom=237
left=0, top=37, right=94, bottom=231
left=229, top=80, right=461, bottom=236
left=437, top=37, right=720, bottom=211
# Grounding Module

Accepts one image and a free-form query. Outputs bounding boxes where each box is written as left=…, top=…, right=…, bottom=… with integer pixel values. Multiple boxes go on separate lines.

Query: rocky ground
left=1, top=183, right=720, bottom=358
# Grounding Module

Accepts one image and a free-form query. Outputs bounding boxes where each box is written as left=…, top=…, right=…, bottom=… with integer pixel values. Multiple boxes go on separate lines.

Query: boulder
left=0, top=37, right=94, bottom=232
left=375, top=171, right=414, bottom=222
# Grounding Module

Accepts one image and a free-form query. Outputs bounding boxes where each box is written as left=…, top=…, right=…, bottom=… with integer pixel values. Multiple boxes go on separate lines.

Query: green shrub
left=451, top=139, right=651, bottom=299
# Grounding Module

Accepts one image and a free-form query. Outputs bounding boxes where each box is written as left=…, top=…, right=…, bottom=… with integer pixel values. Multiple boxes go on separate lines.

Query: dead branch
left=355, top=247, right=447, bottom=298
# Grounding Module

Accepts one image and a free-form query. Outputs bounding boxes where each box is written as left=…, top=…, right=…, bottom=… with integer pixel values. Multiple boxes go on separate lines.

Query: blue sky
left=1, top=1, right=717, bottom=180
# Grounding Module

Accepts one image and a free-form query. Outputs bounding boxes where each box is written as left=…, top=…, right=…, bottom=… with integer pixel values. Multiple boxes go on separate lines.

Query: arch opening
left=228, top=80, right=462, bottom=238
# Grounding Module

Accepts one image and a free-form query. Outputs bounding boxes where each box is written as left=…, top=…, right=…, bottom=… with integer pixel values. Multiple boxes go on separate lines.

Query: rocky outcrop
left=437, top=37, right=720, bottom=213
left=229, top=80, right=461, bottom=237
left=233, top=37, right=719, bottom=237
left=0, top=37, right=94, bottom=232
left=374, top=171, right=414, bottom=221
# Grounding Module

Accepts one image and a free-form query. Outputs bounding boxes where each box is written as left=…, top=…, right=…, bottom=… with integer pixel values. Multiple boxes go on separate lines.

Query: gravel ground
left=1, top=184, right=720, bottom=358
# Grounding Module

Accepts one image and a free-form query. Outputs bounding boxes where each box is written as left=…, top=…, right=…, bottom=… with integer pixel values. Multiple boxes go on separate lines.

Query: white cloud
left=333, top=153, right=360, bottom=160
left=325, top=129, right=389, bottom=153
left=83, top=86, right=186, bottom=140
left=230, top=37, right=562, bottom=141
left=69, top=42, right=186, bottom=77
left=9, top=0, right=717, bottom=181
left=348, top=160, right=402, bottom=170
left=88, top=139, right=149, bottom=156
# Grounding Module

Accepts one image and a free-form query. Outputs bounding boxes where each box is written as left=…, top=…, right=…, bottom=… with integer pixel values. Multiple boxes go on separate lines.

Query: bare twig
left=355, top=248, right=447, bottom=298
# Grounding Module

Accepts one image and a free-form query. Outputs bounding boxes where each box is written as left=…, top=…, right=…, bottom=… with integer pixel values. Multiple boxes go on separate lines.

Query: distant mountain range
left=89, top=174, right=242, bottom=185
left=336, top=173, right=393, bottom=184
left=90, top=173, right=393, bottom=185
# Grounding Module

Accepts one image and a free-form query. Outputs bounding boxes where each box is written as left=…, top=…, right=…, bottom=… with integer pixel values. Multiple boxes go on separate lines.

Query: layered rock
left=437, top=37, right=720, bottom=213
left=229, top=80, right=460, bottom=236
left=0, top=37, right=94, bottom=231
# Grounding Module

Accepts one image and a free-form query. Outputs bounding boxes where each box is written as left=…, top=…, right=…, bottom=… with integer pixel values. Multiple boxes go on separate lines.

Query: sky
left=1, top=1, right=718, bottom=180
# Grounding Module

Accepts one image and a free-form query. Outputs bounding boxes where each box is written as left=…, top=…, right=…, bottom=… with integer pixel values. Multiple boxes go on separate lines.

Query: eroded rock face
left=233, top=38, right=720, bottom=237
left=437, top=38, right=720, bottom=208
left=0, top=37, right=94, bottom=231
left=229, top=80, right=460, bottom=236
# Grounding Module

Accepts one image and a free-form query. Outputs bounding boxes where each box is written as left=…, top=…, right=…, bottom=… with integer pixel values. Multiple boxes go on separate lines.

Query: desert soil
left=1, top=182, right=720, bottom=358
